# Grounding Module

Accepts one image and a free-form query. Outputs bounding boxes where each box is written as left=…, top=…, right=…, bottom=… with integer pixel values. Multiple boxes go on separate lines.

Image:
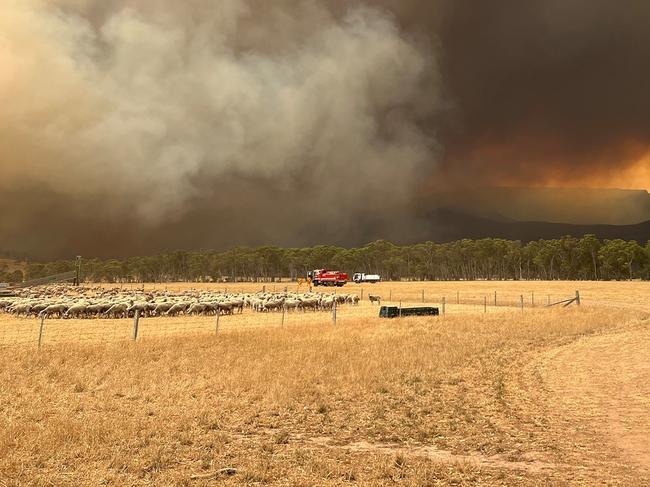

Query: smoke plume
left=1, top=0, right=438, bottom=227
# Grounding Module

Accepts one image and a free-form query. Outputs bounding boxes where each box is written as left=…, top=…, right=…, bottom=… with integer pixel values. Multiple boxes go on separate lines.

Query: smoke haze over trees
left=21, top=237, right=650, bottom=283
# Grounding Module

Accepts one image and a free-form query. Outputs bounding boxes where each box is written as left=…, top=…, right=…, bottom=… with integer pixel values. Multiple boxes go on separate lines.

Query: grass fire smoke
left=0, top=0, right=440, bottom=257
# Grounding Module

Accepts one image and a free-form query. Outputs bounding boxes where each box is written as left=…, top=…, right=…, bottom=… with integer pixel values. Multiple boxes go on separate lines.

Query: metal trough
left=379, top=306, right=440, bottom=319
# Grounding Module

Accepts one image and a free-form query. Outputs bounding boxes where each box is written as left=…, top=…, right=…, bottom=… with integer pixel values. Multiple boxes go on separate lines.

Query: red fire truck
left=307, top=269, right=349, bottom=287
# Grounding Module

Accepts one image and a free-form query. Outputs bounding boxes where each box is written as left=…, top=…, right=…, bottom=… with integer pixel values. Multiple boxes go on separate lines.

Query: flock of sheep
left=0, top=285, right=364, bottom=320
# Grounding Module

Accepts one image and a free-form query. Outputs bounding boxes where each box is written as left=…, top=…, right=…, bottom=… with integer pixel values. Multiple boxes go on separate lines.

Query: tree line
left=17, top=236, right=650, bottom=284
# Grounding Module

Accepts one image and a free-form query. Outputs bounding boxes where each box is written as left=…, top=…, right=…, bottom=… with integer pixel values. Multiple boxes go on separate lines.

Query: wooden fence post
left=215, top=310, right=221, bottom=334
left=133, top=310, right=140, bottom=341
left=457, top=291, right=460, bottom=304
left=332, top=301, right=337, bottom=325
left=442, top=296, right=446, bottom=316
left=494, top=291, right=497, bottom=306
left=531, top=292, right=535, bottom=307
left=520, top=295, right=524, bottom=312
left=422, top=289, right=425, bottom=303
left=38, top=315, right=45, bottom=349
left=361, top=288, right=364, bottom=301
left=399, top=301, right=402, bottom=318
left=281, top=306, right=286, bottom=326
left=575, top=290, right=581, bottom=306
left=484, top=296, right=487, bottom=313
left=389, top=289, right=392, bottom=301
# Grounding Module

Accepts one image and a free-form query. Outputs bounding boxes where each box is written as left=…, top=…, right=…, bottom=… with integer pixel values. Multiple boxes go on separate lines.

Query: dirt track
left=539, top=319, right=650, bottom=475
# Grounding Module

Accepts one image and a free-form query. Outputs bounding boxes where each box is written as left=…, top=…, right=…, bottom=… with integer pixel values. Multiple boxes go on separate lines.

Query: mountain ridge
left=421, top=208, right=650, bottom=244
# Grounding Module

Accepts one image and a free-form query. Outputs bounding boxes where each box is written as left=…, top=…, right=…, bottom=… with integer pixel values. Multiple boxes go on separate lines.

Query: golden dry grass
left=1, top=281, right=649, bottom=486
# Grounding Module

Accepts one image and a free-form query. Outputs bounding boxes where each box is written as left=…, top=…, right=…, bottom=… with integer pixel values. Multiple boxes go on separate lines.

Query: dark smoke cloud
left=1, top=0, right=649, bottom=259
left=432, top=0, right=650, bottom=185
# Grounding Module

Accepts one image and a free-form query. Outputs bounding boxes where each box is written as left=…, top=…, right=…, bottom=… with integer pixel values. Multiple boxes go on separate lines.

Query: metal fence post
left=38, top=315, right=45, bottom=349
left=133, top=310, right=140, bottom=341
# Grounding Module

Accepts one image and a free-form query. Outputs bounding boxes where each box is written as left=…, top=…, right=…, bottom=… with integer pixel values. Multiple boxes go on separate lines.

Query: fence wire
left=0, top=288, right=578, bottom=349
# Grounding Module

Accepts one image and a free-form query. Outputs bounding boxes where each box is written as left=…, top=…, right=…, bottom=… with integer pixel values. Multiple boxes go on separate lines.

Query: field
left=1, top=281, right=649, bottom=485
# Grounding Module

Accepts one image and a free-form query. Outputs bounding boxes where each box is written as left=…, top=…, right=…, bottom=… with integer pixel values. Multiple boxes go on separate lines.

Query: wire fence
left=0, top=289, right=581, bottom=349
left=98, top=282, right=577, bottom=308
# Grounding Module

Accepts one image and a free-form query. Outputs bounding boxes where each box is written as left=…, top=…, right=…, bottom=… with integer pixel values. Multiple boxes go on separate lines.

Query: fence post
left=422, top=289, right=425, bottom=303
left=216, top=310, right=221, bottom=334
left=332, top=301, right=337, bottom=325
left=38, top=315, right=45, bottom=349
left=361, top=288, right=364, bottom=301
left=389, top=289, right=392, bottom=301
left=575, top=290, right=581, bottom=306
left=484, top=296, right=487, bottom=313
left=399, top=300, right=402, bottom=318
left=494, top=291, right=497, bottom=306
left=457, top=291, right=460, bottom=305
left=531, top=292, right=535, bottom=307
left=442, top=296, right=446, bottom=316
left=520, top=295, right=524, bottom=312
left=133, top=310, right=140, bottom=341
left=281, top=305, right=286, bottom=326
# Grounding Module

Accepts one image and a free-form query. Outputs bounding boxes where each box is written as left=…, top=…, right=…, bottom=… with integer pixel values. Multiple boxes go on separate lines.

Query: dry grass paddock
left=1, top=281, right=649, bottom=485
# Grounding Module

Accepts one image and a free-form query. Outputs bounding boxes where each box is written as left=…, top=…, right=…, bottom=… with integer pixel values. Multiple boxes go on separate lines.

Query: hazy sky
left=1, top=0, right=648, bottom=258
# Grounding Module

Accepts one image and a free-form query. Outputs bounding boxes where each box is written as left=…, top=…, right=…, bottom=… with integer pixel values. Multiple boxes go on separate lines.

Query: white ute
left=352, top=273, right=381, bottom=284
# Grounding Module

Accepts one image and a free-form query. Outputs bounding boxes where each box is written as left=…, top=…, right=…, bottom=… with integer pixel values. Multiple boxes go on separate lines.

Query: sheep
left=39, top=304, right=69, bottom=319
left=64, top=304, right=88, bottom=319
left=283, top=299, right=302, bottom=312
left=166, top=303, right=189, bottom=317
left=1, top=285, right=364, bottom=322
left=104, top=303, right=128, bottom=319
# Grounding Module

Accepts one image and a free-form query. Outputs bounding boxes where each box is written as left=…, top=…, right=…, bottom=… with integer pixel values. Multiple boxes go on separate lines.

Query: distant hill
left=427, top=187, right=650, bottom=225
left=422, top=208, right=650, bottom=243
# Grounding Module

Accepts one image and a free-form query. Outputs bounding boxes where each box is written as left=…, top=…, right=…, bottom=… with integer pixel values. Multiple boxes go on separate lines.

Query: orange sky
left=599, top=155, right=649, bottom=191
left=550, top=154, right=650, bottom=192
